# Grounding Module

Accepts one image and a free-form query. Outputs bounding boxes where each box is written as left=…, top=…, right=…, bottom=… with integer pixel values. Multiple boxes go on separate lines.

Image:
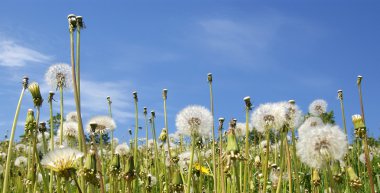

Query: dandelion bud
left=312, top=169, right=320, bottom=186
left=25, top=109, right=36, bottom=134
left=357, top=75, right=362, bottom=85
left=171, top=168, right=184, bottom=192
left=352, top=114, right=366, bottom=138
left=124, top=155, right=135, bottom=182
left=162, top=89, right=168, bottom=99
left=207, top=73, right=212, bottom=83
left=159, top=128, right=168, bottom=142
left=226, top=128, right=239, bottom=153
left=347, top=166, right=362, bottom=188
left=81, top=145, right=99, bottom=185
left=28, top=82, right=43, bottom=107
left=110, top=154, right=121, bottom=174
left=254, top=155, right=261, bottom=167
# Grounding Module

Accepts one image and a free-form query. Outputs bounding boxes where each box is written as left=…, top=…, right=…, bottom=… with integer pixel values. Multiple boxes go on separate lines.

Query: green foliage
left=47, top=113, right=64, bottom=135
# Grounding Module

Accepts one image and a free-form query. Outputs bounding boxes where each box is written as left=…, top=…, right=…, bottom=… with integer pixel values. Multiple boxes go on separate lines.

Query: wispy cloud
left=0, top=40, right=51, bottom=67
left=41, top=79, right=134, bottom=124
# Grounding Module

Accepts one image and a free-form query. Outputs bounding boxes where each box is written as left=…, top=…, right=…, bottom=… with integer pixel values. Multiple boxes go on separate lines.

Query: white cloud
left=0, top=40, right=51, bottom=67
left=41, top=79, right=135, bottom=124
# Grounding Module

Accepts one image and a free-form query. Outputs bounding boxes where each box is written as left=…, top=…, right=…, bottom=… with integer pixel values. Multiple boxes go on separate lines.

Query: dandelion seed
left=66, top=112, right=78, bottom=122
left=298, top=117, right=324, bottom=137
left=251, top=103, right=287, bottom=133
left=115, top=143, right=130, bottom=156
left=309, top=99, right=328, bottom=116
left=175, top=105, right=213, bottom=136
left=41, top=147, right=83, bottom=173
left=297, top=124, right=347, bottom=169
left=86, top=116, right=116, bottom=134
left=359, top=152, right=373, bottom=164
left=279, top=101, right=303, bottom=129
left=178, top=151, right=198, bottom=171
left=14, top=156, right=28, bottom=167
left=234, top=122, right=253, bottom=137
left=45, top=63, right=72, bottom=90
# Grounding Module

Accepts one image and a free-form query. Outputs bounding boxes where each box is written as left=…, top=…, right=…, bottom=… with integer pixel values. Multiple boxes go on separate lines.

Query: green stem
left=186, top=136, right=196, bottom=193
left=133, top=94, right=139, bottom=193
left=291, top=128, right=300, bottom=193
left=285, top=136, right=293, bottom=193
left=2, top=87, right=26, bottom=193
left=243, top=107, right=250, bottom=193
left=69, top=24, right=86, bottom=193
left=208, top=78, right=217, bottom=193
left=150, top=114, right=161, bottom=193
left=48, top=95, right=54, bottom=193
left=262, top=130, right=270, bottom=193
left=59, top=86, right=64, bottom=146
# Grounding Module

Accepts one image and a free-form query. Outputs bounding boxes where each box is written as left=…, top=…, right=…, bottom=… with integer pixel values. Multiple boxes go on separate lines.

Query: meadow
left=0, top=14, right=378, bottom=193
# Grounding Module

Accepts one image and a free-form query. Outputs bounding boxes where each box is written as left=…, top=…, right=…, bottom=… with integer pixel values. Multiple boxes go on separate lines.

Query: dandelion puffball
left=175, top=105, right=213, bottom=136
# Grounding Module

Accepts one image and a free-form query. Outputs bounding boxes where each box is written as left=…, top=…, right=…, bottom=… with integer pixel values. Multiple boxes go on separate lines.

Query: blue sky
left=0, top=1, right=379, bottom=143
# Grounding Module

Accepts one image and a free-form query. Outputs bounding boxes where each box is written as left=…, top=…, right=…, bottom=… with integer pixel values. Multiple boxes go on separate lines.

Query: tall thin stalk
left=48, top=91, right=55, bottom=193
left=207, top=73, right=217, bottom=193
left=132, top=91, right=139, bottom=192
left=2, top=76, right=28, bottom=193
left=162, top=89, right=173, bottom=176
left=262, top=128, right=271, bottom=193
left=243, top=97, right=252, bottom=193
left=186, top=135, right=196, bottom=193
left=218, top=118, right=226, bottom=193
left=356, top=75, right=375, bottom=193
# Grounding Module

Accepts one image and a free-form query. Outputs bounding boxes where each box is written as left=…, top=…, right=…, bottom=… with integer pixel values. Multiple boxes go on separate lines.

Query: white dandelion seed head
left=251, top=103, right=287, bottom=133
left=45, top=63, right=72, bottom=90
left=37, top=131, right=50, bottom=142
left=235, top=122, right=253, bottom=137
left=0, top=152, right=6, bottom=160
left=66, top=112, right=78, bottom=122
left=278, top=101, right=303, bottom=129
left=202, top=149, right=213, bottom=159
left=148, top=174, right=157, bottom=186
left=41, top=147, right=84, bottom=172
left=37, top=173, right=43, bottom=183
left=15, top=143, right=27, bottom=152
left=14, top=156, right=28, bottom=167
left=309, top=99, right=328, bottom=116
left=115, top=143, right=130, bottom=156
left=297, top=124, right=347, bottom=169
left=112, top=138, right=119, bottom=145
left=175, top=105, right=213, bottom=136
left=59, top=121, right=79, bottom=139
left=298, top=117, right=324, bottom=137
left=359, top=152, right=373, bottom=164
left=86, top=116, right=116, bottom=134
left=178, top=151, right=198, bottom=171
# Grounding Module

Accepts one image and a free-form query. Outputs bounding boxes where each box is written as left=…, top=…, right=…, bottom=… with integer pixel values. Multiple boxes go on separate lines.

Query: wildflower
left=359, top=152, right=373, bottom=164
left=58, top=121, right=78, bottom=140
left=86, top=116, right=116, bottom=134
left=298, top=117, right=324, bottom=137
left=178, top=151, right=198, bottom=171
left=251, top=103, right=286, bottom=133
left=28, top=82, right=43, bottom=107
left=45, top=63, right=72, bottom=90
left=37, top=131, right=50, bottom=142
left=193, top=163, right=212, bottom=176
left=280, top=101, right=303, bottom=129
left=352, top=114, right=366, bottom=138
left=309, top=99, right=327, bottom=116
left=175, top=105, right=213, bottom=136
left=235, top=122, right=253, bottom=137
left=115, top=143, right=130, bottom=156
left=14, top=156, right=28, bottom=167
left=41, top=147, right=84, bottom=174
left=66, top=111, right=78, bottom=122
left=297, top=124, right=347, bottom=169
left=159, top=128, right=168, bottom=142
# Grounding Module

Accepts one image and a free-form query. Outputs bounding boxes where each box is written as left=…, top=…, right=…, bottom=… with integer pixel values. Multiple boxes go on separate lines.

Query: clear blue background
left=0, top=1, right=379, bottom=143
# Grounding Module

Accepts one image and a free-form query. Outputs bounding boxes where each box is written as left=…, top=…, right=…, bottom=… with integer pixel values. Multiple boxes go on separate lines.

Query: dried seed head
left=162, top=89, right=168, bottom=99
left=337, top=90, right=343, bottom=100
left=357, top=75, right=362, bottom=85
left=132, top=91, right=138, bottom=101
left=143, top=107, right=147, bottom=115
left=67, top=14, right=77, bottom=29
left=207, top=73, right=212, bottom=82
left=22, top=76, right=29, bottom=89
